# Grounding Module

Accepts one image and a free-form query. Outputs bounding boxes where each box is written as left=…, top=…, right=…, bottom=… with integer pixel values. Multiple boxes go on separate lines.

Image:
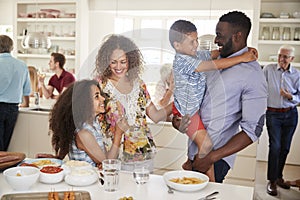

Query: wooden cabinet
left=13, top=0, right=88, bottom=74
left=257, top=0, right=300, bottom=67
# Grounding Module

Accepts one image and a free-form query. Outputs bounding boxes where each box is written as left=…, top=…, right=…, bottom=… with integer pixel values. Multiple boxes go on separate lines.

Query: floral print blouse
left=99, top=78, right=156, bottom=163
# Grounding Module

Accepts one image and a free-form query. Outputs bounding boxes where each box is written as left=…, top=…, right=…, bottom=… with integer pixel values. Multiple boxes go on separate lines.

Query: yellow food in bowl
left=169, top=177, right=205, bottom=184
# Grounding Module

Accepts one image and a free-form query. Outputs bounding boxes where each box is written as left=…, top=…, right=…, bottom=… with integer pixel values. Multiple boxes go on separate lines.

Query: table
left=0, top=171, right=254, bottom=200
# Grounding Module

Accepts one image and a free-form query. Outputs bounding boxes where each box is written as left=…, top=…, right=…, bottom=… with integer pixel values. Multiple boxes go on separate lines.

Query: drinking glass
left=261, top=26, right=270, bottom=40
left=271, top=27, right=280, bottom=40
left=133, top=167, right=150, bottom=184
left=294, top=27, right=300, bottom=41
left=282, top=27, right=291, bottom=40
left=102, top=159, right=121, bottom=192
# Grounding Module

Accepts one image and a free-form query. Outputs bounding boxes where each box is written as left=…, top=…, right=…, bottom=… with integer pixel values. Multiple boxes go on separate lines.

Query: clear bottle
left=282, top=27, right=291, bottom=40
left=261, top=26, right=270, bottom=40
left=271, top=27, right=280, bottom=40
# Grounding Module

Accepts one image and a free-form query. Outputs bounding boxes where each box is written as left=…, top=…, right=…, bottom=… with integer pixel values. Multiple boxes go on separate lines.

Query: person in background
left=28, top=66, right=42, bottom=97
left=153, top=63, right=174, bottom=121
left=0, top=35, right=31, bottom=151
left=40, top=80, right=128, bottom=168
left=38, top=52, right=75, bottom=99
left=172, top=11, right=267, bottom=183
left=169, top=19, right=257, bottom=181
left=263, top=45, right=300, bottom=196
left=95, top=34, right=172, bottom=171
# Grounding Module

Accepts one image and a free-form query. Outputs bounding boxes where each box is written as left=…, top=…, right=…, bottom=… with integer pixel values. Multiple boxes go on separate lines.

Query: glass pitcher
left=271, top=27, right=280, bottom=40
left=282, top=27, right=291, bottom=40
left=261, top=26, right=270, bottom=40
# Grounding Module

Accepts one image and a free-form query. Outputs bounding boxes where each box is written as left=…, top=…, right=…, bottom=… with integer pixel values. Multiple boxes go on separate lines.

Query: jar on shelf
left=282, top=27, right=291, bottom=40
left=261, top=26, right=270, bottom=40
left=294, top=27, right=300, bottom=41
left=271, top=27, right=280, bottom=40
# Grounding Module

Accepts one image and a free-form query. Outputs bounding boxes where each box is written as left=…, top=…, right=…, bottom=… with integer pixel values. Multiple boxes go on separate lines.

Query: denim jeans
left=0, top=103, right=19, bottom=151
left=266, top=107, right=298, bottom=181
left=214, top=159, right=230, bottom=183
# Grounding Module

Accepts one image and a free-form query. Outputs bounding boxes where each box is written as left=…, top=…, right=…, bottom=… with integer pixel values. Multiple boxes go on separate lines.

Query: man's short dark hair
left=51, top=52, right=66, bottom=69
left=169, top=20, right=197, bottom=48
left=219, top=11, right=251, bottom=39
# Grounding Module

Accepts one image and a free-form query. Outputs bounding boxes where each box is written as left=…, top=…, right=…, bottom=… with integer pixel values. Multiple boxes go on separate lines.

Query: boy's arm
left=195, top=50, right=257, bottom=72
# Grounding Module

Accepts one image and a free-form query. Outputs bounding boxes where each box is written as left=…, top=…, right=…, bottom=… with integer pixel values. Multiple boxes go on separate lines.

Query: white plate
left=19, top=158, right=62, bottom=169
left=163, top=170, right=209, bottom=192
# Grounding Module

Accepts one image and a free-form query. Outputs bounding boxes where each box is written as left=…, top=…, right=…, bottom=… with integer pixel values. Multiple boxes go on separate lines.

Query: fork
left=197, top=191, right=219, bottom=200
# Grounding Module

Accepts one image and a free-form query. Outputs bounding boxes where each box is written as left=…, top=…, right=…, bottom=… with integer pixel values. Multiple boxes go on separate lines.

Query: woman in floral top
left=95, top=35, right=173, bottom=171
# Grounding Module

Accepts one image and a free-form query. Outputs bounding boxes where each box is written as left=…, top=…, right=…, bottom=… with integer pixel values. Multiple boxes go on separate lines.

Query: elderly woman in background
left=153, top=63, right=174, bottom=121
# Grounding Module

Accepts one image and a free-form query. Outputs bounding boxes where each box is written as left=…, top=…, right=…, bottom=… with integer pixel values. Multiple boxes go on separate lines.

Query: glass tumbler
left=271, top=27, right=280, bottom=40
left=294, top=27, right=300, bottom=41
left=261, top=26, right=270, bottom=40
left=282, top=27, right=291, bottom=40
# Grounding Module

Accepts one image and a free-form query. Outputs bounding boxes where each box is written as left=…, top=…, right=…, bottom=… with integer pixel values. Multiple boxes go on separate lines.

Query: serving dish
left=1, top=190, right=91, bottom=200
left=64, top=169, right=98, bottom=186
left=19, top=158, right=62, bottom=169
left=3, top=166, right=40, bottom=191
left=163, top=170, right=209, bottom=192
left=0, top=152, right=25, bottom=171
left=39, top=166, right=64, bottom=184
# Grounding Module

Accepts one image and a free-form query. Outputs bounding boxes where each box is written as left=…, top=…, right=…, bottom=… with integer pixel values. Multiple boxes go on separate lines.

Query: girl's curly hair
left=95, top=34, right=144, bottom=83
left=49, top=79, right=100, bottom=159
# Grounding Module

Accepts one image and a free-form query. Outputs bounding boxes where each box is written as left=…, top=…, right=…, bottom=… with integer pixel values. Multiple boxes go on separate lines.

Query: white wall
left=0, top=0, right=14, bottom=25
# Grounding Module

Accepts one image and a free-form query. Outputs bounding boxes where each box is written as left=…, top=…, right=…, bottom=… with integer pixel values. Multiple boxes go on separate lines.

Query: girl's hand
left=248, top=47, right=258, bottom=58
left=241, top=50, right=257, bottom=62
left=211, top=49, right=220, bottom=60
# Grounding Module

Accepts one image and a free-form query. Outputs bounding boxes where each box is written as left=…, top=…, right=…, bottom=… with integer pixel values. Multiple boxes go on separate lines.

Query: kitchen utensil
left=198, top=191, right=219, bottom=200
left=167, top=185, right=174, bottom=194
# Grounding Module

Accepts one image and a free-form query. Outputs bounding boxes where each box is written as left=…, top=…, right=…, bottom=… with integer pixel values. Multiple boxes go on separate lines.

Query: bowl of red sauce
left=39, top=166, right=64, bottom=184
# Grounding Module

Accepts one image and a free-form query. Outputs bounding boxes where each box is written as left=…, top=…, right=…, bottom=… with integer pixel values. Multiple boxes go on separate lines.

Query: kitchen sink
left=29, top=108, right=51, bottom=112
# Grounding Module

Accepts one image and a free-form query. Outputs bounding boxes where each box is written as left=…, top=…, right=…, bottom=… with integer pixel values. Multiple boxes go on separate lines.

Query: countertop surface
left=0, top=171, right=254, bottom=200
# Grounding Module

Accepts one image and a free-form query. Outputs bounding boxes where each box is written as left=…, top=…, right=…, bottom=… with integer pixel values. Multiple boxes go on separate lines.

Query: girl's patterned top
left=100, top=78, right=156, bottom=163
left=68, top=116, right=105, bottom=167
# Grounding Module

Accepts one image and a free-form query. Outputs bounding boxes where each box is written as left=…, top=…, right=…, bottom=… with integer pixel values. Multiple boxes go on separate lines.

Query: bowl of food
left=3, top=166, right=40, bottom=190
left=163, top=170, right=209, bottom=192
left=64, top=168, right=98, bottom=186
left=39, top=166, right=64, bottom=184
left=62, top=160, right=92, bottom=174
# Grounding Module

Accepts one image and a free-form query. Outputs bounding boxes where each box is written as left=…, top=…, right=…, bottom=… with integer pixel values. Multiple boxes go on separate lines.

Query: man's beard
left=220, top=38, right=233, bottom=58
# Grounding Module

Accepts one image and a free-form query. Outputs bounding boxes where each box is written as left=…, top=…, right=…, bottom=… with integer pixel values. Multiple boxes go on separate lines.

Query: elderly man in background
left=263, top=45, right=300, bottom=196
left=0, top=35, right=31, bottom=151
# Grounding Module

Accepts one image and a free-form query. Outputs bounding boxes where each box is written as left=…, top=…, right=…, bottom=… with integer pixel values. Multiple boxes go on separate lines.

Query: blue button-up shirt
left=188, top=47, right=268, bottom=168
left=263, top=63, right=300, bottom=108
left=0, top=53, right=31, bottom=103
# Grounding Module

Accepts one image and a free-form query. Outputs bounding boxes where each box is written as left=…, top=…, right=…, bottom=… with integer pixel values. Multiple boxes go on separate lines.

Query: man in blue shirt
left=0, top=35, right=31, bottom=151
left=172, top=11, right=268, bottom=183
left=263, top=45, right=300, bottom=196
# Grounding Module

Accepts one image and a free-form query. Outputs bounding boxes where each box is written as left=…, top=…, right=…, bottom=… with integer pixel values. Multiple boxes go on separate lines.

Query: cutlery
left=167, top=185, right=174, bottom=194
left=197, top=191, right=219, bottom=200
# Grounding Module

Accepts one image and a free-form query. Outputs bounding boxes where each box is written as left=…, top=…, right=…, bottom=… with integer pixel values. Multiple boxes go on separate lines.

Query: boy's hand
left=248, top=47, right=258, bottom=58
left=211, top=49, right=220, bottom=60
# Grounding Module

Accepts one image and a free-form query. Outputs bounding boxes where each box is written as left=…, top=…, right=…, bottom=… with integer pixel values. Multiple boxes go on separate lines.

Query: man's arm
left=40, top=83, right=54, bottom=99
left=19, top=96, right=30, bottom=107
left=193, top=131, right=252, bottom=173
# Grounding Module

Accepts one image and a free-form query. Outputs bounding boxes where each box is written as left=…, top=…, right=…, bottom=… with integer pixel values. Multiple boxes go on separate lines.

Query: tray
left=1, top=190, right=91, bottom=200
left=0, top=152, right=25, bottom=171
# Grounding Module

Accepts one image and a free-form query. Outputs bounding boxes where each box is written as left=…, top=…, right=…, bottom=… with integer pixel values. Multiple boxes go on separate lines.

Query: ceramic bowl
left=163, top=170, right=209, bottom=192
left=39, top=166, right=64, bottom=184
left=62, top=160, right=92, bottom=175
left=64, top=168, right=98, bottom=186
left=3, top=166, right=40, bottom=190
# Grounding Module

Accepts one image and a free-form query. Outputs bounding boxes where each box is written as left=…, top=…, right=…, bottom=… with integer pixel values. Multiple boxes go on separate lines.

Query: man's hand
left=172, top=114, right=191, bottom=133
left=192, top=151, right=215, bottom=173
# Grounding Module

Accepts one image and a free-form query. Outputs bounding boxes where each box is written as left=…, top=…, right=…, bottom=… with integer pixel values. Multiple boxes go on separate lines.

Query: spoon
left=167, top=185, right=174, bottom=194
